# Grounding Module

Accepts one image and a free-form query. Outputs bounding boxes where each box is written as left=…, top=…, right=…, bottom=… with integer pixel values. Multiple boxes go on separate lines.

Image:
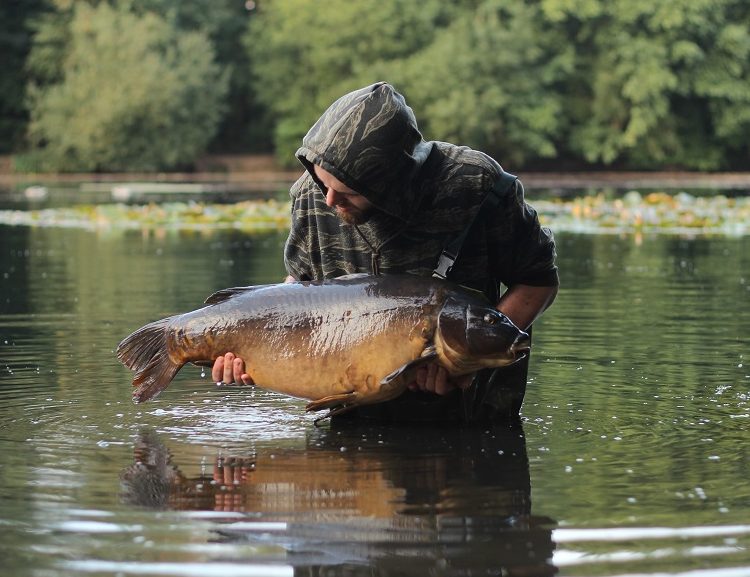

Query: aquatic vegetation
left=534, top=191, right=749, bottom=236
left=0, top=191, right=747, bottom=235
left=0, top=200, right=290, bottom=233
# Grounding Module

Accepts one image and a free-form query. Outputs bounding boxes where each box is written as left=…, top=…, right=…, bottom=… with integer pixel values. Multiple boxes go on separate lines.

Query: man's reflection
left=121, top=424, right=556, bottom=576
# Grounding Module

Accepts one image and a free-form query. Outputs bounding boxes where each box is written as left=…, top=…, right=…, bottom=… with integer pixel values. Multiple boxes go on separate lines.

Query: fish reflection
left=121, top=424, right=556, bottom=576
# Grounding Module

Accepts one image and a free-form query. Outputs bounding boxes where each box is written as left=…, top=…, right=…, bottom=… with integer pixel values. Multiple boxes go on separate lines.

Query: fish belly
left=245, top=328, right=426, bottom=402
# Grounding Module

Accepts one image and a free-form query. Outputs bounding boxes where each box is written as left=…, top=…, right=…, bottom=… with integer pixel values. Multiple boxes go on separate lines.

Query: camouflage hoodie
left=285, top=82, right=557, bottom=301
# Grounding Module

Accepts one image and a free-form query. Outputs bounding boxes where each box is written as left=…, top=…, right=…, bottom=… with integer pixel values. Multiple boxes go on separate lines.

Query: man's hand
left=211, top=352, right=254, bottom=386
left=408, top=362, right=474, bottom=395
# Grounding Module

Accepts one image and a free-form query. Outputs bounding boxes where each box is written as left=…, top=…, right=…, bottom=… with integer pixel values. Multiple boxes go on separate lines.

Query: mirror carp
left=116, top=274, right=530, bottom=419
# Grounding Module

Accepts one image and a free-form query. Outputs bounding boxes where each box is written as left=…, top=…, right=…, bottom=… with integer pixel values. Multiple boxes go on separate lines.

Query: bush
left=24, top=2, right=228, bottom=172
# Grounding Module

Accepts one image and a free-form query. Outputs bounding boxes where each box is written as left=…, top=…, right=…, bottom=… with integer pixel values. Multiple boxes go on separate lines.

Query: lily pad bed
left=0, top=199, right=290, bottom=232
left=0, top=191, right=747, bottom=236
left=533, top=191, right=749, bottom=236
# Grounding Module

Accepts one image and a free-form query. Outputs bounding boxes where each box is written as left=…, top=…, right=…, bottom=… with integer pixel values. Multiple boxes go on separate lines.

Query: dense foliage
left=6, top=0, right=750, bottom=171
left=247, top=0, right=750, bottom=169
left=21, top=1, right=227, bottom=172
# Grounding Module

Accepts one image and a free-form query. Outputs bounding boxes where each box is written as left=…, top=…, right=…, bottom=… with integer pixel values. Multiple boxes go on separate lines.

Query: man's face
left=314, top=165, right=374, bottom=225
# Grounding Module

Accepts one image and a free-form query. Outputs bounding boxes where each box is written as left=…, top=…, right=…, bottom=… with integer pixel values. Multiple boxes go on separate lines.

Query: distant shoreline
left=1, top=154, right=749, bottom=191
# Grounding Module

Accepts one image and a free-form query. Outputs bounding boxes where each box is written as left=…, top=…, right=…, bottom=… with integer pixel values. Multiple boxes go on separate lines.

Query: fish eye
left=483, top=313, right=496, bottom=324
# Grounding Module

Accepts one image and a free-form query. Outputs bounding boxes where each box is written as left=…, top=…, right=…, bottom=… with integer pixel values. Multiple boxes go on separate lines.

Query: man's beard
left=336, top=205, right=372, bottom=225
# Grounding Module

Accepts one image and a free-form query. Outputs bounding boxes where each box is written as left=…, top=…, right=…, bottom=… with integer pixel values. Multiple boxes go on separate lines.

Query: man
left=213, top=82, right=558, bottom=421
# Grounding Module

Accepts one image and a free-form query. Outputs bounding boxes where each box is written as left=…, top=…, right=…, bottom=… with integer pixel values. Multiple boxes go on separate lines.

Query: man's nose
left=325, top=188, right=340, bottom=207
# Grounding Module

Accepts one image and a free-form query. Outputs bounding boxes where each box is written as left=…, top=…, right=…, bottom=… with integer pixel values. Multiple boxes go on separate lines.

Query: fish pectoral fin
left=190, top=360, right=213, bottom=368
left=305, top=391, right=358, bottom=412
left=381, top=348, right=439, bottom=387
left=420, top=345, right=438, bottom=359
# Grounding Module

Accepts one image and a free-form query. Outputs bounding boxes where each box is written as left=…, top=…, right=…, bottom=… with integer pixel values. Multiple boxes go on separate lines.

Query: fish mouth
left=510, top=334, right=531, bottom=362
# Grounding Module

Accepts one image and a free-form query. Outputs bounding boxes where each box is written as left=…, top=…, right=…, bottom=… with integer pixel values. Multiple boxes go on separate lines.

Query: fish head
left=435, top=298, right=530, bottom=374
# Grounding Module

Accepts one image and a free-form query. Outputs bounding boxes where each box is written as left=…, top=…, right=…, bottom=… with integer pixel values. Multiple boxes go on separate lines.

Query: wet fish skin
left=116, top=274, right=529, bottom=416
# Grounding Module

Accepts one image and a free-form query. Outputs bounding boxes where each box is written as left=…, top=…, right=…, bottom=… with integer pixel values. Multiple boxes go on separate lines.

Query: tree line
left=2, top=0, right=748, bottom=172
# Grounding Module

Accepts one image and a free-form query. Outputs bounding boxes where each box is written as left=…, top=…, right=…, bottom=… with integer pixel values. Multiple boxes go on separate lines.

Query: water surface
left=1, top=222, right=748, bottom=576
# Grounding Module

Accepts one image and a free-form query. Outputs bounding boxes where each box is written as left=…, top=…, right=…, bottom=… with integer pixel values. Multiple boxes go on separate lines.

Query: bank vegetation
left=2, top=0, right=749, bottom=173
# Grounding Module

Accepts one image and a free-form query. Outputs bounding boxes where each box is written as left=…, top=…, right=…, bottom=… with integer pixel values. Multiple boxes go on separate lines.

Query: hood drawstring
left=353, top=223, right=408, bottom=276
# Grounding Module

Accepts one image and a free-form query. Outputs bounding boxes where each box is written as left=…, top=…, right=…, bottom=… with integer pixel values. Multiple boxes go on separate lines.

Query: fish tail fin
left=116, top=317, right=182, bottom=403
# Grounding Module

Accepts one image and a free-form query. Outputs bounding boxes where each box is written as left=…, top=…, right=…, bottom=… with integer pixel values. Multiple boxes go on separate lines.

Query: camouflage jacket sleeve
left=490, top=179, right=558, bottom=288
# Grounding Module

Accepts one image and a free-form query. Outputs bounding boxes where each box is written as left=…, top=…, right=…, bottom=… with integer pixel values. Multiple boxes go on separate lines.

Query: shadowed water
left=0, top=223, right=748, bottom=576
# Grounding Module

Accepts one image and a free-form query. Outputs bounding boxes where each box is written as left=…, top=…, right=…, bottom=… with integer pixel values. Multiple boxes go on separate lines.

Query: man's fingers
left=433, top=367, right=451, bottom=396
left=425, top=363, right=439, bottom=393
left=233, top=357, right=245, bottom=383
left=212, top=356, right=224, bottom=382
left=222, top=353, right=235, bottom=383
left=412, top=364, right=449, bottom=394
left=407, top=364, right=476, bottom=396
left=415, top=366, right=427, bottom=388
left=212, top=352, right=253, bottom=386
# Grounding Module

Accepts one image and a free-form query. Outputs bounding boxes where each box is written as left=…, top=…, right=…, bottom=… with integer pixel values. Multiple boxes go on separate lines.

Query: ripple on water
left=149, top=387, right=314, bottom=445
left=552, top=525, right=750, bottom=575
left=62, top=560, right=294, bottom=576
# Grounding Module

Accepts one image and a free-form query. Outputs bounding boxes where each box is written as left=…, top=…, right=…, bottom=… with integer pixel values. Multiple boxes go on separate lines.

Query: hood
left=296, top=82, right=433, bottom=222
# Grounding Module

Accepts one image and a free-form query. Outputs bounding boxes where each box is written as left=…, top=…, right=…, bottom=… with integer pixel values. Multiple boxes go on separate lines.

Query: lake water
left=1, top=209, right=749, bottom=576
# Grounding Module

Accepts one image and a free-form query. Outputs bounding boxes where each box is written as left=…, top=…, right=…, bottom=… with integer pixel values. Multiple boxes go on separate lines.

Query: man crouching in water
left=213, top=82, right=558, bottom=423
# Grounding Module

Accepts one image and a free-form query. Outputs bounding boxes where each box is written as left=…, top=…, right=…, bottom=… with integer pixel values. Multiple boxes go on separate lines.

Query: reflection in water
left=121, top=424, right=557, bottom=576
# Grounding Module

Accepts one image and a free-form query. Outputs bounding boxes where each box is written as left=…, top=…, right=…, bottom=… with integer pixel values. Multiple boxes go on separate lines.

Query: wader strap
left=432, top=171, right=518, bottom=280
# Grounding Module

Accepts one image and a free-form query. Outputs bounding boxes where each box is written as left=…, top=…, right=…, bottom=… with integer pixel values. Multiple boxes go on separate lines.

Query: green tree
left=379, top=0, right=573, bottom=166
left=543, top=0, right=750, bottom=169
left=246, top=0, right=457, bottom=164
left=248, top=0, right=749, bottom=170
left=246, top=0, right=572, bottom=167
left=0, top=0, right=49, bottom=153
left=131, top=0, right=269, bottom=151
left=14, top=0, right=750, bottom=171
left=24, top=1, right=228, bottom=172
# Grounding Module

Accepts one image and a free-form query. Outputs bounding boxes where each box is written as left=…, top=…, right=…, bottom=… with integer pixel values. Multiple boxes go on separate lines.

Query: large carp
left=116, top=274, right=530, bottom=418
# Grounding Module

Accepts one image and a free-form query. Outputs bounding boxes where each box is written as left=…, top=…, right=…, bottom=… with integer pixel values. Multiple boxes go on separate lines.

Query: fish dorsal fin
left=204, top=286, right=260, bottom=305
